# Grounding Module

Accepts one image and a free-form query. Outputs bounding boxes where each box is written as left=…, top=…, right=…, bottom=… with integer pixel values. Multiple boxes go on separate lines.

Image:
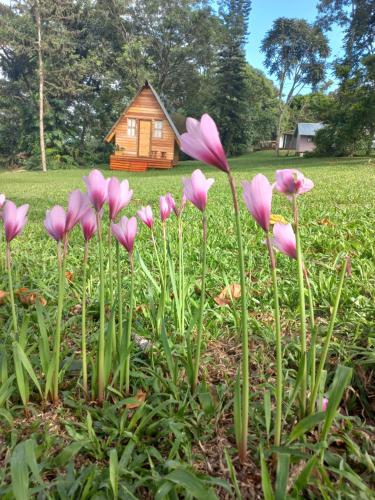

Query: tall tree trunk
left=35, top=1, right=47, bottom=172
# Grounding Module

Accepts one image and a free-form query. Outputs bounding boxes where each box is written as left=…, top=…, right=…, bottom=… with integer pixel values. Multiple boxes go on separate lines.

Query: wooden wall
left=114, top=88, right=176, bottom=161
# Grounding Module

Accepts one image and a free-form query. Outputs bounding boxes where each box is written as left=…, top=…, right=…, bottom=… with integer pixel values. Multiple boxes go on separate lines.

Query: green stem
left=266, top=234, right=282, bottom=447
left=82, top=241, right=88, bottom=399
left=178, top=217, right=185, bottom=337
left=108, top=223, right=117, bottom=358
left=116, top=241, right=123, bottom=356
left=97, top=213, right=105, bottom=404
left=293, top=196, right=307, bottom=416
left=6, top=243, right=18, bottom=338
left=228, top=171, right=249, bottom=464
left=158, top=222, right=168, bottom=336
left=192, top=212, right=207, bottom=392
left=52, top=237, right=67, bottom=403
left=125, top=253, right=135, bottom=395
left=309, top=259, right=347, bottom=414
left=304, top=267, right=316, bottom=393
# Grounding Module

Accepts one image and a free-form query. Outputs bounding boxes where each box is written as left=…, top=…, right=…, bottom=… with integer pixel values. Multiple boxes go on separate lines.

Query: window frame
left=127, top=118, right=136, bottom=137
left=154, top=120, right=163, bottom=139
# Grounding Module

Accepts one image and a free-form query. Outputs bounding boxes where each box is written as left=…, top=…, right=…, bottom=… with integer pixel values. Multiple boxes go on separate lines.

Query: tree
left=211, top=0, right=252, bottom=156
left=244, top=65, right=278, bottom=149
left=261, top=18, right=330, bottom=155
left=314, top=0, right=375, bottom=156
left=317, top=0, right=375, bottom=66
left=315, top=55, right=375, bottom=156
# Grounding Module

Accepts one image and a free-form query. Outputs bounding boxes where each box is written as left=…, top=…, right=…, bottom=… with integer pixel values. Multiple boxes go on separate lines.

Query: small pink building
left=294, top=122, right=325, bottom=153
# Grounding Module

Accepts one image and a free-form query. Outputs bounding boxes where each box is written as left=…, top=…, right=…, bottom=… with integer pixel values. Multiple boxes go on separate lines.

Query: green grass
left=0, top=151, right=374, bottom=498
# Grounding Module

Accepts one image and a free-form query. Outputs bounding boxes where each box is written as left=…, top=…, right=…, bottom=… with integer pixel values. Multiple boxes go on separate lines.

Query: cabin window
left=128, top=118, right=136, bottom=137
left=154, top=120, right=163, bottom=138
left=161, top=151, right=167, bottom=159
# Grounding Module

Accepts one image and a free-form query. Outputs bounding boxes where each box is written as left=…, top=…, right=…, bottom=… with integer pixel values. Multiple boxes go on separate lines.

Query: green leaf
left=54, top=441, right=87, bottom=467
left=275, top=453, right=290, bottom=500
left=13, top=342, right=43, bottom=398
left=259, top=446, right=275, bottom=500
left=224, top=448, right=243, bottom=499
left=293, top=456, right=318, bottom=494
left=109, top=448, right=119, bottom=499
left=11, top=442, right=29, bottom=500
left=264, top=390, right=271, bottom=441
left=164, top=469, right=218, bottom=500
left=287, top=412, right=326, bottom=444
left=321, top=365, right=352, bottom=442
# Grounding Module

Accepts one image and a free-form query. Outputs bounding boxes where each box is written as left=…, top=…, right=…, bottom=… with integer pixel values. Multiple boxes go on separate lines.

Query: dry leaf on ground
left=214, top=284, right=241, bottom=306
left=125, top=389, right=147, bottom=409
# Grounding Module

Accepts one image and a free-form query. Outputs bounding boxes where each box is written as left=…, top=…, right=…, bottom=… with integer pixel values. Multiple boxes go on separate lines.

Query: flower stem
left=266, top=234, right=282, bottom=447
left=125, top=253, right=135, bottom=395
left=97, top=213, right=105, bottom=404
left=82, top=241, right=88, bottom=399
left=227, top=171, right=249, bottom=464
left=116, top=241, right=123, bottom=355
left=192, top=212, right=207, bottom=392
left=309, top=259, right=347, bottom=414
left=52, top=237, right=67, bottom=403
left=293, top=196, right=307, bottom=416
left=6, top=243, right=18, bottom=338
left=158, top=222, right=168, bottom=336
left=178, top=216, right=185, bottom=338
left=108, top=223, right=116, bottom=357
left=304, top=267, right=316, bottom=393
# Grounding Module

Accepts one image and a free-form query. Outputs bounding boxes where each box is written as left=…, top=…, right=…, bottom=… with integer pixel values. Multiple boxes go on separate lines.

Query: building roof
left=296, top=122, right=325, bottom=137
left=104, top=81, right=180, bottom=143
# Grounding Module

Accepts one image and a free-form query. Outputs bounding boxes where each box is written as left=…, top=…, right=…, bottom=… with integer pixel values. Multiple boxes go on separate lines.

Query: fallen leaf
left=0, top=290, right=9, bottom=305
left=270, top=214, right=288, bottom=225
left=125, top=389, right=147, bottom=409
left=65, top=271, right=74, bottom=283
left=318, top=217, right=335, bottom=226
left=17, top=287, right=47, bottom=306
left=214, top=284, right=241, bottom=306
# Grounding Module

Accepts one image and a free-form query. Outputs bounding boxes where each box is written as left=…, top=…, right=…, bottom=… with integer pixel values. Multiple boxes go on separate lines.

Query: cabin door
left=138, top=120, right=152, bottom=157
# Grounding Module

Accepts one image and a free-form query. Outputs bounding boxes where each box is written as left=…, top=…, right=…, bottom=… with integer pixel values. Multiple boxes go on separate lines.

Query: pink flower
left=108, top=177, right=133, bottom=220
left=83, top=169, right=109, bottom=212
left=0, top=194, right=5, bottom=208
left=111, top=216, right=137, bottom=254
left=166, top=193, right=176, bottom=215
left=180, top=114, right=229, bottom=173
left=272, top=223, right=297, bottom=259
left=3, top=201, right=29, bottom=242
left=274, top=169, right=314, bottom=197
left=137, top=206, right=153, bottom=229
left=242, top=174, right=272, bottom=232
left=322, top=397, right=329, bottom=412
left=80, top=208, right=97, bottom=241
left=183, top=169, right=215, bottom=212
left=44, top=206, right=67, bottom=242
left=65, top=190, right=90, bottom=232
left=160, top=195, right=172, bottom=222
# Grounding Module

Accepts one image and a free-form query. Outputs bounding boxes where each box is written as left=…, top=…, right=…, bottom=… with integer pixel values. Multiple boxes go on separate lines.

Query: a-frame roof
left=104, top=81, right=180, bottom=143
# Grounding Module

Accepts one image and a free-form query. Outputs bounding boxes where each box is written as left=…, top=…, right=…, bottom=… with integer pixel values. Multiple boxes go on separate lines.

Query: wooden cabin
left=104, top=81, right=180, bottom=172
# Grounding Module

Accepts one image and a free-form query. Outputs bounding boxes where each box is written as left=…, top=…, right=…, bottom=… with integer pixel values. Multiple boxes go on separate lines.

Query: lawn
left=0, top=151, right=374, bottom=498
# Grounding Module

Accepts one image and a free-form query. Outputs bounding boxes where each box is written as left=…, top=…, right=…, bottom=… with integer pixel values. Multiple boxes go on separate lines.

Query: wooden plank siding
left=106, top=85, right=180, bottom=172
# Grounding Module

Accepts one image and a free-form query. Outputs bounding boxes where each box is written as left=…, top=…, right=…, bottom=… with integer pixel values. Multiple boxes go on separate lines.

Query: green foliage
left=211, top=0, right=252, bottom=156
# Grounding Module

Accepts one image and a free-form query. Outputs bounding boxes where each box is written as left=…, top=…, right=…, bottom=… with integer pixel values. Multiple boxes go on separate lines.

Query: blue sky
left=246, top=0, right=343, bottom=90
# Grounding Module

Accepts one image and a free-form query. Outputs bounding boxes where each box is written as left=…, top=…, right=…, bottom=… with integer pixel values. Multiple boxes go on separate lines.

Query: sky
left=246, top=0, right=344, bottom=91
